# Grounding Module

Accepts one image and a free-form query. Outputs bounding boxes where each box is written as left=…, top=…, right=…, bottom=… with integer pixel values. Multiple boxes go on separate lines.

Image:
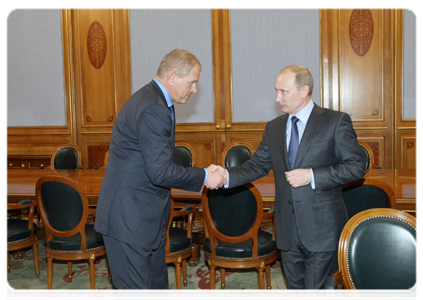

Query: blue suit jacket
left=94, top=80, right=205, bottom=248
left=227, top=105, right=366, bottom=252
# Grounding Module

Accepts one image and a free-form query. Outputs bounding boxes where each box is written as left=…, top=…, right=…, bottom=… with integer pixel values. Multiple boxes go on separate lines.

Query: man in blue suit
left=212, top=65, right=366, bottom=289
left=94, top=49, right=226, bottom=289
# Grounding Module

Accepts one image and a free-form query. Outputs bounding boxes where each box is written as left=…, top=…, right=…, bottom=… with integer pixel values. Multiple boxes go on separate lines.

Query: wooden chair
left=36, top=176, right=111, bottom=289
left=103, top=149, right=109, bottom=167
left=325, top=208, right=416, bottom=289
left=50, top=143, right=82, bottom=170
left=201, top=183, right=277, bottom=289
left=342, top=178, right=396, bottom=219
left=174, top=142, right=196, bottom=167
left=7, top=199, right=40, bottom=278
left=165, top=199, right=194, bottom=289
left=358, top=141, right=376, bottom=177
left=221, top=141, right=254, bottom=168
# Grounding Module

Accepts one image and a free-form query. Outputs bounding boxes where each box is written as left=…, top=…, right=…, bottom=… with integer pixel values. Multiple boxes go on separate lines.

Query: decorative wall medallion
left=349, top=9, right=374, bottom=56
left=87, top=21, right=107, bottom=69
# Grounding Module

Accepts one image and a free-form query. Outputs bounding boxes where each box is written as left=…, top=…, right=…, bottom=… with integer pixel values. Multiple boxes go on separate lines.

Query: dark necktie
left=288, top=116, right=300, bottom=170
left=169, top=105, right=175, bottom=124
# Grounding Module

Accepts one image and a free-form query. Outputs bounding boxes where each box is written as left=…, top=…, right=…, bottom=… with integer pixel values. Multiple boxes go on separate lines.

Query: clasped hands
left=204, top=164, right=228, bottom=190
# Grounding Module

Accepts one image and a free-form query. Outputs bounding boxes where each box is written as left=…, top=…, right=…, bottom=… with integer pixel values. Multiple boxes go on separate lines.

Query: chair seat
left=7, top=219, right=38, bottom=243
left=45, top=224, right=104, bottom=251
left=203, top=230, right=276, bottom=258
left=169, top=227, right=191, bottom=253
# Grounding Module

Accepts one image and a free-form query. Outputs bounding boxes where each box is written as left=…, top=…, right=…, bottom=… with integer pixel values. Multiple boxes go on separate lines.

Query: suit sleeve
left=312, top=112, right=366, bottom=195
left=137, top=104, right=205, bottom=192
left=227, top=123, right=273, bottom=188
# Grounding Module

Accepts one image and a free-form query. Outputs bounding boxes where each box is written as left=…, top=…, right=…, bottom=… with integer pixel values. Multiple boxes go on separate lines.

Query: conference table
left=7, top=167, right=416, bottom=214
left=253, top=292, right=386, bottom=300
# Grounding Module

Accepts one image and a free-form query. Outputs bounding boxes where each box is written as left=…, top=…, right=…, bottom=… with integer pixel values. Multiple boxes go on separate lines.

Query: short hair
left=280, top=65, right=314, bottom=96
left=156, top=49, right=201, bottom=79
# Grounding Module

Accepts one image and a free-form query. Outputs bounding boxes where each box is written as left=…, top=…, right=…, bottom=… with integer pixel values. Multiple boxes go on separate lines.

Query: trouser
left=103, top=235, right=168, bottom=289
left=280, top=211, right=338, bottom=289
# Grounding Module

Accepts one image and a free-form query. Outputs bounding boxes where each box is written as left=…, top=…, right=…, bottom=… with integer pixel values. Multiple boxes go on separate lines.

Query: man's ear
left=166, top=71, right=177, bottom=86
left=301, top=85, right=310, bottom=97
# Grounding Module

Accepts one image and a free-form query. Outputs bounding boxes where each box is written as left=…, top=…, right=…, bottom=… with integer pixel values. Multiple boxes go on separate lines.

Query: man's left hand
left=285, top=169, right=312, bottom=188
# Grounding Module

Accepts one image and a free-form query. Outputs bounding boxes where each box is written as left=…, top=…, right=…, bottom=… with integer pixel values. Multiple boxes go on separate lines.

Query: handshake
left=204, top=164, right=228, bottom=190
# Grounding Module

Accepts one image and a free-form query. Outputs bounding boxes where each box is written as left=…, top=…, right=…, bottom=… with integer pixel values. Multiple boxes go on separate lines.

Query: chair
left=325, top=208, right=416, bottom=289
left=36, top=176, right=111, bottom=289
left=7, top=199, right=40, bottom=278
left=201, top=183, right=277, bottom=289
left=342, top=178, right=396, bottom=219
left=103, top=149, right=109, bottom=167
left=174, top=142, right=196, bottom=167
left=358, top=141, right=376, bottom=177
left=165, top=199, right=194, bottom=289
left=221, top=141, right=254, bottom=168
left=50, top=143, right=82, bottom=170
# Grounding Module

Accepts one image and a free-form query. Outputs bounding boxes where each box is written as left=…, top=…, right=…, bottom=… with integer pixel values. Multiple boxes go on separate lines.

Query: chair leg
left=106, top=256, right=112, bottom=284
left=47, top=255, right=53, bottom=289
left=7, top=252, right=10, bottom=273
left=67, top=261, right=73, bottom=282
left=33, top=242, right=40, bottom=278
left=210, top=265, right=216, bottom=289
left=182, top=260, right=187, bottom=287
left=174, top=261, right=182, bottom=289
left=88, top=255, right=96, bottom=289
left=220, top=268, right=226, bottom=289
left=265, top=265, right=271, bottom=289
left=257, top=266, right=265, bottom=289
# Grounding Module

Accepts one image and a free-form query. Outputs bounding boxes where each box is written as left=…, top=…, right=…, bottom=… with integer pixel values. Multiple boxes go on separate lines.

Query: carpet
left=7, top=221, right=288, bottom=290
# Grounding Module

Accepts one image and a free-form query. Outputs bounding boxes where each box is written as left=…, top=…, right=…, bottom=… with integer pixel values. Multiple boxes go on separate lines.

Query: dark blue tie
left=170, top=105, right=175, bottom=124
left=288, top=116, right=300, bottom=170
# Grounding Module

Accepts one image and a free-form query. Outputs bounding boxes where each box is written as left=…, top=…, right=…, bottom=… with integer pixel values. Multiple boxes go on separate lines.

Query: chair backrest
left=339, top=208, right=416, bottom=289
left=174, top=142, right=195, bottom=167
left=357, top=141, right=375, bottom=178
left=201, top=183, right=263, bottom=248
left=51, top=144, right=82, bottom=170
left=221, top=142, right=254, bottom=168
left=36, top=176, right=89, bottom=249
left=342, top=178, right=396, bottom=219
left=104, top=149, right=109, bottom=167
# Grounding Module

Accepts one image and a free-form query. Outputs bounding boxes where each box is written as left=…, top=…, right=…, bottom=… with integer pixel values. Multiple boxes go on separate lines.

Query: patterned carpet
left=7, top=221, right=288, bottom=290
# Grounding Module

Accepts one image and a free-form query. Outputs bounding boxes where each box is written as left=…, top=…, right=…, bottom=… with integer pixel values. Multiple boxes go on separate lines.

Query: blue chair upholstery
left=325, top=208, right=416, bottom=289
left=36, top=176, right=110, bottom=289
left=201, top=183, right=277, bottom=289
left=7, top=199, right=39, bottom=278
left=50, top=144, right=82, bottom=170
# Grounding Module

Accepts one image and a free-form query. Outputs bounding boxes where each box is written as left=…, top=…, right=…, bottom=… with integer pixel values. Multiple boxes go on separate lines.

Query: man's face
left=170, top=65, right=201, bottom=104
left=274, top=71, right=309, bottom=115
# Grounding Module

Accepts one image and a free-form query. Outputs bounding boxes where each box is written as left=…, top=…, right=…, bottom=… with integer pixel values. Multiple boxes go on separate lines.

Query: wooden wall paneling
left=321, top=9, right=395, bottom=169
left=396, top=131, right=416, bottom=170
left=7, top=10, right=75, bottom=157
left=70, top=9, right=132, bottom=167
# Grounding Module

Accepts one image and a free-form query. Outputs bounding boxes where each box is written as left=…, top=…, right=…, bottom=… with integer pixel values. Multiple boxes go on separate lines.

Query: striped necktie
left=288, top=116, right=300, bottom=170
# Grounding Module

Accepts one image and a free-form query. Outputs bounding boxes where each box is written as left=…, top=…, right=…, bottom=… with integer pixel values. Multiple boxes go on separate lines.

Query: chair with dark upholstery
left=342, top=178, right=396, bottom=220
left=165, top=199, right=194, bottom=289
left=201, top=183, right=277, bottom=289
left=7, top=199, right=39, bottom=278
left=325, top=208, right=416, bottom=289
left=36, top=176, right=111, bottom=289
left=358, top=141, right=376, bottom=177
left=50, top=143, right=82, bottom=170
left=174, top=142, right=196, bottom=167
left=221, top=141, right=254, bottom=168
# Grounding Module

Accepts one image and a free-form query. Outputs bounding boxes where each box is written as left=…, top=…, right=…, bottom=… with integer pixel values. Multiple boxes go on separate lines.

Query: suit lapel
left=275, top=114, right=289, bottom=169
left=294, top=105, right=325, bottom=168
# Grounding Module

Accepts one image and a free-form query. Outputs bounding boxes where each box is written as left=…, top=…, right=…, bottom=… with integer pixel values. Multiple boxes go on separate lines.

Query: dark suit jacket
left=94, top=80, right=205, bottom=248
left=227, top=105, right=366, bottom=252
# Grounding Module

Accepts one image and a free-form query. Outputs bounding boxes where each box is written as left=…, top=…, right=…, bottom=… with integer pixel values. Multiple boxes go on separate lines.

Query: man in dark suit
left=212, top=65, right=366, bottom=289
left=94, top=49, right=226, bottom=289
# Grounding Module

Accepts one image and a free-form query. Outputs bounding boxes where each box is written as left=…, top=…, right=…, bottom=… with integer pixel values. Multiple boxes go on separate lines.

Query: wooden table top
left=5, top=168, right=420, bottom=200
left=253, top=292, right=386, bottom=300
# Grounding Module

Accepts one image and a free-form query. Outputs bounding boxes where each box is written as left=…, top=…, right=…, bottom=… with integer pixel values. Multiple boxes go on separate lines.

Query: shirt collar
left=154, top=78, right=173, bottom=108
left=290, top=99, right=314, bottom=124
